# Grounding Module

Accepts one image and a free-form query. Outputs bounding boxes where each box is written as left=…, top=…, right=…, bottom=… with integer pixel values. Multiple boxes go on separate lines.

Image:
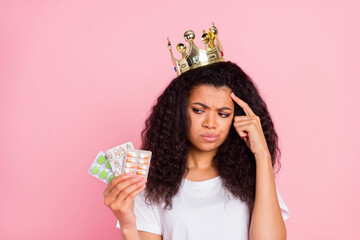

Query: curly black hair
left=141, top=61, right=281, bottom=209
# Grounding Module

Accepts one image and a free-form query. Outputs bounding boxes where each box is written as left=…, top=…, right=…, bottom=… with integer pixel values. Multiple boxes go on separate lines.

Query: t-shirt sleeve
left=116, top=192, right=162, bottom=235
left=276, top=187, right=290, bottom=221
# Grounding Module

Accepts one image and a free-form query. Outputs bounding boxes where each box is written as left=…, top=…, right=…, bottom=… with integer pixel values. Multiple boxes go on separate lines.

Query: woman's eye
left=192, top=108, right=204, bottom=114
left=219, top=112, right=230, bottom=118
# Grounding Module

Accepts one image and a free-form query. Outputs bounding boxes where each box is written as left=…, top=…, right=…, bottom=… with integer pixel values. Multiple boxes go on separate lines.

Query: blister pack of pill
left=88, top=142, right=134, bottom=183
left=123, top=149, right=152, bottom=178
left=89, top=142, right=152, bottom=182
left=105, top=142, right=134, bottom=176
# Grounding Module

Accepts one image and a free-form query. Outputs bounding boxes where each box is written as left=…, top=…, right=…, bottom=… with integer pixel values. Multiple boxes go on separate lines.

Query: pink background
left=1, top=0, right=359, bottom=239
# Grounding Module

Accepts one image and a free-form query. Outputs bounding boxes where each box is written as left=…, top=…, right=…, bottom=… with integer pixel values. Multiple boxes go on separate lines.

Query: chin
left=192, top=143, right=220, bottom=153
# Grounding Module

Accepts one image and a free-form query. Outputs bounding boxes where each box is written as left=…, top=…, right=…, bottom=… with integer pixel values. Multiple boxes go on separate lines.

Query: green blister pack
left=88, top=151, right=114, bottom=183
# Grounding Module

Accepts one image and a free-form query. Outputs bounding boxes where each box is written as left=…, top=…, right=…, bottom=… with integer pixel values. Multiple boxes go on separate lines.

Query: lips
left=200, top=134, right=219, bottom=142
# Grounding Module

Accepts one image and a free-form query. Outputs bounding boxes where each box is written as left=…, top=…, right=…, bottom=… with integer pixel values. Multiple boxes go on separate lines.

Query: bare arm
left=249, top=151, right=286, bottom=240
left=103, top=174, right=163, bottom=240
left=120, top=226, right=141, bottom=240
left=229, top=93, right=287, bottom=239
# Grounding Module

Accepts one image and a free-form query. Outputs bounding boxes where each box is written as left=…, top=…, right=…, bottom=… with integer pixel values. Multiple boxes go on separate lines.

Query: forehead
left=188, top=85, right=234, bottom=108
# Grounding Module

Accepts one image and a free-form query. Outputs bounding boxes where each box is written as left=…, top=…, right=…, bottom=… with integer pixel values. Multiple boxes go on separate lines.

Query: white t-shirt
left=116, top=176, right=290, bottom=239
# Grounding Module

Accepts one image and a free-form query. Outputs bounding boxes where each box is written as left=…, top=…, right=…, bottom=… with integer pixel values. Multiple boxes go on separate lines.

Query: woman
left=103, top=61, right=290, bottom=240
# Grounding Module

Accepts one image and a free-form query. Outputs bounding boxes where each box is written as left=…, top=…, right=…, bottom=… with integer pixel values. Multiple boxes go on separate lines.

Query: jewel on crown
left=167, top=22, right=225, bottom=76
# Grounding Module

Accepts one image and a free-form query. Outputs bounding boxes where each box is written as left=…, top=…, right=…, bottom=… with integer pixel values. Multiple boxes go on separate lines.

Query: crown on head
left=167, top=22, right=225, bottom=76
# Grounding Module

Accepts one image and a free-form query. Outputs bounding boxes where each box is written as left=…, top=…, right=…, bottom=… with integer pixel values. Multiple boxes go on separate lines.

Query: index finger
left=103, top=173, right=132, bottom=196
left=230, top=92, right=255, bottom=116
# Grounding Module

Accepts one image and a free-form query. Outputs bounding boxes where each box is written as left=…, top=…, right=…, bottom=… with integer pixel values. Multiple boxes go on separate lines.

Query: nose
left=202, top=112, right=217, bottom=129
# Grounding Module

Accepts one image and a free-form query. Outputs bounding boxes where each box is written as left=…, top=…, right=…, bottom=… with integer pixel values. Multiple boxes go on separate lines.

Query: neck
left=185, top=147, right=219, bottom=181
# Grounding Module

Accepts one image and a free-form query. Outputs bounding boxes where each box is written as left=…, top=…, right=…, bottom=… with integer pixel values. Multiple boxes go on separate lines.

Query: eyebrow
left=192, top=102, right=233, bottom=111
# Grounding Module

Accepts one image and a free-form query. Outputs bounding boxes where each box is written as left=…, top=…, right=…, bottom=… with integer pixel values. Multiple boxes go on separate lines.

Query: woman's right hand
left=103, top=173, right=147, bottom=230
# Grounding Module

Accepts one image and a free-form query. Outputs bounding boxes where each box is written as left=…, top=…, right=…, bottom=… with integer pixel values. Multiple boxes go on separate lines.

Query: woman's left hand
left=230, top=92, right=270, bottom=158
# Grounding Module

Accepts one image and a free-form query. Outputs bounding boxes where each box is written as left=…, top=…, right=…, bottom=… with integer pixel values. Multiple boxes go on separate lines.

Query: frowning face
left=187, top=84, right=234, bottom=153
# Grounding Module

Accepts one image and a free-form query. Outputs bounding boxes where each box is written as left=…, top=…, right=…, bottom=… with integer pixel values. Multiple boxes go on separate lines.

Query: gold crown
left=167, top=22, right=225, bottom=76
